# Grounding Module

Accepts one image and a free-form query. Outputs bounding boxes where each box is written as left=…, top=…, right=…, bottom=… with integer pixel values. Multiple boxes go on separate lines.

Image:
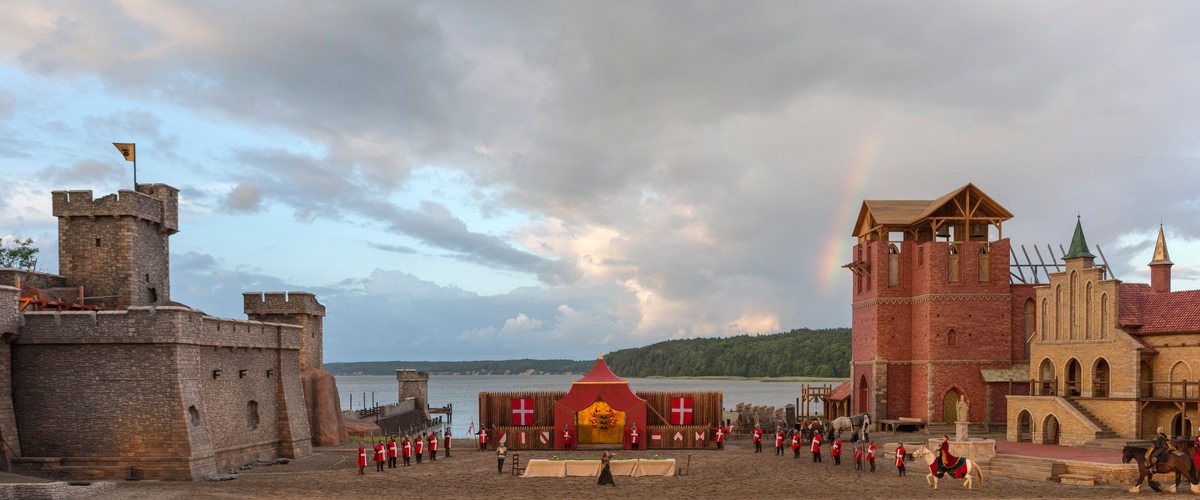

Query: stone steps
left=978, top=454, right=1066, bottom=482
left=1081, top=438, right=1150, bottom=451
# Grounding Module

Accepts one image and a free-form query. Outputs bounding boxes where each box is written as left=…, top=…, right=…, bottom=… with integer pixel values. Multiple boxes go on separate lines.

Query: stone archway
left=1065, top=359, right=1082, bottom=397
left=1017, top=410, right=1033, bottom=442
left=1043, top=414, right=1060, bottom=445
left=1172, top=413, right=1194, bottom=439
left=1038, top=358, right=1055, bottom=396
left=1092, top=358, right=1110, bottom=398
left=942, top=389, right=962, bottom=424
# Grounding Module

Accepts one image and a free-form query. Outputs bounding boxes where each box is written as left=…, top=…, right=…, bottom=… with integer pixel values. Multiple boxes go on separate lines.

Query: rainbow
left=817, top=133, right=882, bottom=295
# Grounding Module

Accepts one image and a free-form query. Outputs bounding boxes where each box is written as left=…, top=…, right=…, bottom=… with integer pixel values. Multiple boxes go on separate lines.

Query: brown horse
left=1121, top=444, right=1200, bottom=493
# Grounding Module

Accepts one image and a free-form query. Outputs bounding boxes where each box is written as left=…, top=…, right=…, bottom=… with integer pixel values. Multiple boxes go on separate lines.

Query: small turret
left=1062, top=216, right=1096, bottom=269
left=1149, top=224, right=1173, bottom=293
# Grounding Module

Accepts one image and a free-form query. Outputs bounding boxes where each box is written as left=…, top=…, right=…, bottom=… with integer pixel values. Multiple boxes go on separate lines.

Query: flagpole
left=133, top=143, right=137, bottom=188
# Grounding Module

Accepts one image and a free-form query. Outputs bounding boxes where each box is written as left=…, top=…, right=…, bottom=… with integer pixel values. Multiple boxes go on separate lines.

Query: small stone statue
left=956, top=398, right=967, bottom=422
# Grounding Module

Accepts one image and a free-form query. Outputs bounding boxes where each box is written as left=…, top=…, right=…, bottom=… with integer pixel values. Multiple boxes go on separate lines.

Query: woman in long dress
left=597, top=451, right=615, bottom=486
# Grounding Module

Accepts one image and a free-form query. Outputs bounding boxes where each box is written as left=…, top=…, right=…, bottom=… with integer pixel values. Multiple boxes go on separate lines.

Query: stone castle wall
left=397, top=370, right=430, bottom=420
left=0, top=286, right=21, bottom=469
left=11, top=306, right=310, bottom=480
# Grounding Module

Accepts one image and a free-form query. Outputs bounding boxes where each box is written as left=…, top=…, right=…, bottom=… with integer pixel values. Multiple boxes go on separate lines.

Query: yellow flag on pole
left=112, top=143, right=136, bottom=162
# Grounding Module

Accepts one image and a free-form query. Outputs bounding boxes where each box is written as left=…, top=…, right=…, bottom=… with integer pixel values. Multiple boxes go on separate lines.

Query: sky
left=2, top=1, right=1200, bottom=362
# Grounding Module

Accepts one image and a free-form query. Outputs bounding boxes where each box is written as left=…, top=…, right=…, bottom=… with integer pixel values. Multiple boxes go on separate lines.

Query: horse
left=1121, top=444, right=1200, bottom=494
left=828, top=413, right=870, bottom=442
left=910, top=445, right=984, bottom=490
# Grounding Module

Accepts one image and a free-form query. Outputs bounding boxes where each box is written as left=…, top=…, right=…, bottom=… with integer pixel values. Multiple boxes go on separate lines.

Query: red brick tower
left=846, top=184, right=1035, bottom=428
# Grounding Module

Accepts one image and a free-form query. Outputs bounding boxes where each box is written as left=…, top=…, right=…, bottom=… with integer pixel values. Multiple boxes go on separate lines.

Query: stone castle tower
left=397, top=369, right=430, bottom=420
left=848, top=184, right=1035, bottom=427
left=52, top=184, right=179, bottom=308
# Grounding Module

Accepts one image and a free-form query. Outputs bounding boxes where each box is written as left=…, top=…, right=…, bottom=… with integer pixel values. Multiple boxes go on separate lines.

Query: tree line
left=602, top=328, right=851, bottom=378
left=328, top=327, right=851, bottom=378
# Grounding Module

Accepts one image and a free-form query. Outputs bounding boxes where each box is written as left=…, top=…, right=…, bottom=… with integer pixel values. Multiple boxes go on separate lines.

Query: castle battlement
left=244, top=292, right=326, bottom=317
left=18, top=307, right=301, bottom=350
left=52, top=184, right=178, bottom=234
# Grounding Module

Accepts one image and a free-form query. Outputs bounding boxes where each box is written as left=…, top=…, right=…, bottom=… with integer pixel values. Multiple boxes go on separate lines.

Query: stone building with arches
left=1007, top=222, right=1200, bottom=446
left=846, top=184, right=1036, bottom=431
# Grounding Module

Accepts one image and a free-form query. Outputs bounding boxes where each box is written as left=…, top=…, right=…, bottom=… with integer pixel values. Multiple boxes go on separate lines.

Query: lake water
left=336, top=374, right=843, bottom=436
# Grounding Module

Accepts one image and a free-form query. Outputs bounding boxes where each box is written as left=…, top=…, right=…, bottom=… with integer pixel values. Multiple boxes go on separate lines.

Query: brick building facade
left=847, top=184, right=1034, bottom=429
left=1007, top=223, right=1200, bottom=446
left=0, top=184, right=344, bottom=480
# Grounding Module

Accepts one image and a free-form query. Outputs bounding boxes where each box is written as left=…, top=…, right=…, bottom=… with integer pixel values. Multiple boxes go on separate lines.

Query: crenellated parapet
left=52, top=185, right=178, bottom=234
left=18, top=307, right=301, bottom=350
left=243, top=292, right=326, bottom=318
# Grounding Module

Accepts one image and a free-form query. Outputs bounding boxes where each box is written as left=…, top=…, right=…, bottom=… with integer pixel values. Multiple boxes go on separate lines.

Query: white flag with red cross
left=512, top=398, right=534, bottom=426
left=671, top=397, right=693, bottom=425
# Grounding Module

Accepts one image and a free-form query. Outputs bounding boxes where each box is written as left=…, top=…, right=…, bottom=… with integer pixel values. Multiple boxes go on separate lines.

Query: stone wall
left=0, top=286, right=20, bottom=470
left=11, top=306, right=310, bottom=480
left=397, top=370, right=430, bottom=420
left=1007, top=395, right=1103, bottom=447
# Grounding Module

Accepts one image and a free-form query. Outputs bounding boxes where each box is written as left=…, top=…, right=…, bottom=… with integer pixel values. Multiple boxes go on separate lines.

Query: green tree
left=0, top=238, right=38, bottom=271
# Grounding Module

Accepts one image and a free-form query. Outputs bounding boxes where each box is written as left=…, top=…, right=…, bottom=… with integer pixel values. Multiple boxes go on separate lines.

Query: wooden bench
left=879, top=419, right=927, bottom=433
left=1058, top=473, right=1095, bottom=485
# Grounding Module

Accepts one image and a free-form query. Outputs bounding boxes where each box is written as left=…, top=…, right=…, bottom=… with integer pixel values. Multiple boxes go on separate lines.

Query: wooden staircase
left=978, top=454, right=1067, bottom=482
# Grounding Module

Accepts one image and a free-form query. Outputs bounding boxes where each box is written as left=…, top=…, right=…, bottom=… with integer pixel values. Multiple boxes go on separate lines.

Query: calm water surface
left=336, top=374, right=843, bottom=437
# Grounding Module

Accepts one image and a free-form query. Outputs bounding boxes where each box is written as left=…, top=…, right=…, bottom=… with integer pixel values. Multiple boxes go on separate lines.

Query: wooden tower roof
left=852, top=183, right=1013, bottom=241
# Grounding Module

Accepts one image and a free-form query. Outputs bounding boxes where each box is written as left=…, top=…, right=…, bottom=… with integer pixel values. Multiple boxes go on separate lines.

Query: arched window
left=247, top=400, right=260, bottom=431
left=1040, top=298, right=1049, bottom=341
left=947, top=329, right=957, bottom=347
left=1023, top=299, right=1035, bottom=359
left=978, top=244, right=990, bottom=281
left=1085, top=281, right=1093, bottom=339
left=948, top=244, right=960, bottom=282
left=888, top=244, right=900, bottom=288
left=1055, top=285, right=1063, bottom=340
left=1038, top=358, right=1055, bottom=396
left=1100, top=293, right=1108, bottom=338
left=1069, top=271, right=1077, bottom=340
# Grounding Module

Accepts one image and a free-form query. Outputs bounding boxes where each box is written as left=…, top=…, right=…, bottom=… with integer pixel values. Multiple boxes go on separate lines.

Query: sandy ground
left=70, top=435, right=1135, bottom=499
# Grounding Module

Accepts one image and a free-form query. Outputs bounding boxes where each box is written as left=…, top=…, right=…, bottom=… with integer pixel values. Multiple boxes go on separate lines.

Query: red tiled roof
left=1117, top=283, right=1154, bottom=327
left=828, top=381, right=852, bottom=401
left=1130, top=288, right=1200, bottom=334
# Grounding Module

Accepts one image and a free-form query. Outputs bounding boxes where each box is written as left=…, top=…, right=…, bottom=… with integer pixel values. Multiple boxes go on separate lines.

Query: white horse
left=828, top=413, right=871, bottom=442
left=910, top=445, right=984, bottom=490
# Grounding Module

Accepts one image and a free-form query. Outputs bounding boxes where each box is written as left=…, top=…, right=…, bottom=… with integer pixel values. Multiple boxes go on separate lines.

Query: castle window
left=918, top=246, right=924, bottom=267
left=1085, top=282, right=1093, bottom=339
left=247, top=401, right=260, bottom=431
left=145, top=273, right=150, bottom=282
left=1069, top=271, right=1078, bottom=340
left=1040, top=298, right=1049, bottom=342
left=148, top=287, right=157, bottom=303
left=95, top=238, right=101, bottom=247
left=188, top=406, right=201, bottom=427
left=948, top=244, right=960, bottom=282
left=947, top=329, right=957, bottom=347
left=887, top=244, right=900, bottom=288
left=1023, top=299, right=1035, bottom=359
left=978, top=243, right=990, bottom=281
left=1054, top=285, right=1063, bottom=340
left=1093, top=358, right=1109, bottom=397
left=1100, top=293, right=1108, bottom=338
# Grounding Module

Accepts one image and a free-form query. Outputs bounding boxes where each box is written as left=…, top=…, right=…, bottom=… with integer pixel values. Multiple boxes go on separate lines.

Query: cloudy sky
left=2, top=1, right=1199, bottom=362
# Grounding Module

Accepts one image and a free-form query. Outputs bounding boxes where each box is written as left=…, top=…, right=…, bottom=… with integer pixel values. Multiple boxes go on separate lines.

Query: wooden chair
left=512, top=452, right=526, bottom=476
left=677, top=453, right=691, bottom=476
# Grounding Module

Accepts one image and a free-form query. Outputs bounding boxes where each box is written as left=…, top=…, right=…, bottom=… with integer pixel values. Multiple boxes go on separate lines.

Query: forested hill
left=326, top=327, right=851, bottom=378
left=603, top=328, right=851, bottom=378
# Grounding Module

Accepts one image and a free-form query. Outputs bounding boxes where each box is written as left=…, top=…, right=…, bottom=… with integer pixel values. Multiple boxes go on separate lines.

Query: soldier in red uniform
left=356, top=443, right=367, bottom=475
left=629, top=423, right=640, bottom=450
left=714, top=426, right=725, bottom=450
left=479, top=426, right=489, bottom=451
left=775, top=427, right=785, bottom=456
left=402, top=436, right=412, bottom=466
left=791, top=431, right=801, bottom=458
left=444, top=428, right=452, bottom=458
left=853, top=444, right=863, bottom=470
left=415, top=432, right=425, bottom=463
left=831, top=437, right=843, bottom=465
left=895, top=443, right=907, bottom=476
left=373, top=441, right=386, bottom=472
left=753, top=425, right=763, bottom=453
left=387, top=436, right=398, bottom=468
left=429, top=432, right=438, bottom=461
left=810, top=431, right=823, bottom=462
left=867, top=440, right=877, bottom=472
left=562, top=425, right=573, bottom=451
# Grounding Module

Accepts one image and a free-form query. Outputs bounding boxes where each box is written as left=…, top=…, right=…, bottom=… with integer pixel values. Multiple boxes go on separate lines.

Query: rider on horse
left=1147, top=426, right=1174, bottom=468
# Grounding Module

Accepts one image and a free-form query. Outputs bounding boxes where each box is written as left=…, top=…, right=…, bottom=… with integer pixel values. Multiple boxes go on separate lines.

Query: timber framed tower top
left=851, top=183, right=1013, bottom=244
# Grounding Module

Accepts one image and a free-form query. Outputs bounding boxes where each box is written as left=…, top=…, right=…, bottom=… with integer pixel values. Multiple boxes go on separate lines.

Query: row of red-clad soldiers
left=767, top=427, right=906, bottom=475
left=357, top=429, right=453, bottom=474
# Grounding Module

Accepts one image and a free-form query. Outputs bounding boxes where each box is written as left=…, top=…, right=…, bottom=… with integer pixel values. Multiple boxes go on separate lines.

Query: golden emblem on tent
left=578, top=401, right=625, bottom=444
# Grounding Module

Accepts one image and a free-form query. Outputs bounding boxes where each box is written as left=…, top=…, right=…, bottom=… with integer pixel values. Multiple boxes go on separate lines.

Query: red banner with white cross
left=512, top=398, right=534, bottom=426
left=671, top=397, right=693, bottom=425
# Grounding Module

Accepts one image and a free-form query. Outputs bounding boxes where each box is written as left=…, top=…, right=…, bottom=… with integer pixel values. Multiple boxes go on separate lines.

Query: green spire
left=1063, top=216, right=1096, bottom=260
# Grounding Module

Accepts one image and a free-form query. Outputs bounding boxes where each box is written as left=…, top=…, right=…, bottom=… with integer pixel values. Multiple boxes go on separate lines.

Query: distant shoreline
left=333, top=372, right=847, bottom=383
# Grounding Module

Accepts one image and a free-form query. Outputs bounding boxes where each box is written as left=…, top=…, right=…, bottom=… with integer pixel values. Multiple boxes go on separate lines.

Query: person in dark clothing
left=597, top=451, right=616, bottom=486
